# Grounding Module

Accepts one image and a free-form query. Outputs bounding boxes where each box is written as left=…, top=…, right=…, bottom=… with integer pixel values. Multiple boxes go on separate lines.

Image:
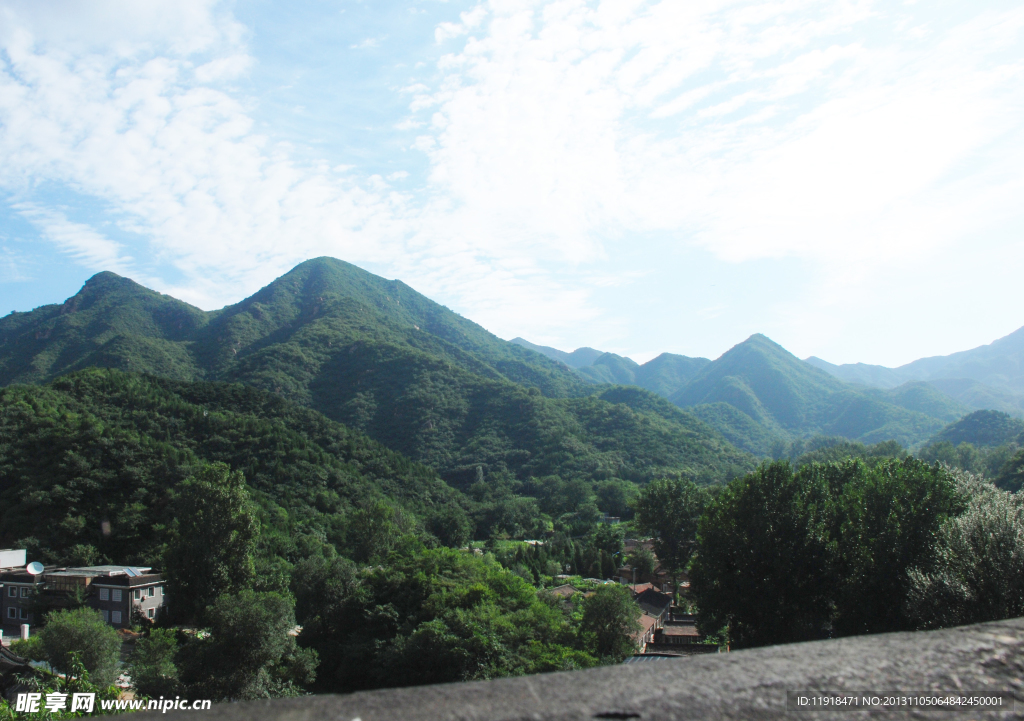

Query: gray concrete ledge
left=148, top=617, right=1024, bottom=720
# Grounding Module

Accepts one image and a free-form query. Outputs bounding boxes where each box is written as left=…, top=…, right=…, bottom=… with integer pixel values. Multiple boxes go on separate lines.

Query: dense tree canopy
left=632, top=476, right=710, bottom=578
left=691, top=458, right=964, bottom=648
left=165, top=462, right=261, bottom=622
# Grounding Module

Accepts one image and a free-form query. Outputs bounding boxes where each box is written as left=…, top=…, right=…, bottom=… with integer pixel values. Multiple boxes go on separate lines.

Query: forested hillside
left=0, top=261, right=754, bottom=489
left=806, top=325, right=1024, bottom=416
left=668, top=334, right=955, bottom=449
left=516, top=332, right=985, bottom=453
left=0, top=368, right=463, bottom=566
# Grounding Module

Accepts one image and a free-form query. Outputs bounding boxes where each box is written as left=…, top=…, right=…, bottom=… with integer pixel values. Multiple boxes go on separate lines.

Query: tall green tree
left=626, top=548, right=656, bottom=583
left=298, top=547, right=593, bottom=693
left=690, top=461, right=839, bottom=648
left=907, top=470, right=1024, bottom=629
left=833, top=458, right=962, bottom=635
left=164, top=462, right=260, bottom=622
left=632, top=476, right=711, bottom=579
left=178, top=590, right=317, bottom=700
left=127, top=629, right=181, bottom=698
left=996, top=448, right=1024, bottom=493
left=37, top=608, right=122, bottom=686
left=578, top=585, right=642, bottom=661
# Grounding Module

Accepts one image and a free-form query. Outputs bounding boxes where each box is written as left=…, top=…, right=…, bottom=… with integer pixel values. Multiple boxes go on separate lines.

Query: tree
left=578, top=585, right=641, bottom=661
left=592, top=524, right=624, bottom=556
left=178, top=590, right=317, bottom=700
left=906, top=469, right=1024, bottom=629
left=691, top=458, right=963, bottom=648
left=37, top=607, right=122, bottom=686
left=632, top=476, right=711, bottom=580
left=164, top=462, right=260, bottom=622
left=128, top=629, right=181, bottom=698
left=833, top=458, right=962, bottom=636
left=996, top=448, right=1024, bottom=493
left=626, top=547, right=656, bottom=583
left=690, top=461, right=839, bottom=648
left=298, top=547, right=591, bottom=694
left=426, top=503, right=473, bottom=548
left=347, top=499, right=416, bottom=562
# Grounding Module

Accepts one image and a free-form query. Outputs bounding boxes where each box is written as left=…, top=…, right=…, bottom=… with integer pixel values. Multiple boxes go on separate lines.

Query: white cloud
left=15, top=204, right=134, bottom=274
left=0, top=0, right=1021, bottom=359
left=194, top=54, right=252, bottom=83
left=350, top=37, right=384, bottom=50
left=399, top=0, right=1024, bottom=341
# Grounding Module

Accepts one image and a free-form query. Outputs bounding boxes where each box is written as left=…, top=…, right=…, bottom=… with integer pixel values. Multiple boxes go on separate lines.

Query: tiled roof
left=547, top=584, right=578, bottom=598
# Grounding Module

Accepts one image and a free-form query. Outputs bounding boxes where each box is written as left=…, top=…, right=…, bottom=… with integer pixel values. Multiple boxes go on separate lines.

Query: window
left=111, top=611, right=122, bottom=624
left=112, top=590, right=122, bottom=602
left=20, top=587, right=29, bottom=598
left=148, top=587, right=155, bottom=597
left=8, top=586, right=16, bottom=597
left=147, top=608, right=154, bottom=619
left=158, top=586, right=163, bottom=595
left=99, top=588, right=109, bottom=601
left=134, top=589, right=141, bottom=601
left=102, top=610, right=109, bottom=622
left=19, top=608, right=28, bottom=620
left=6, top=607, right=14, bottom=619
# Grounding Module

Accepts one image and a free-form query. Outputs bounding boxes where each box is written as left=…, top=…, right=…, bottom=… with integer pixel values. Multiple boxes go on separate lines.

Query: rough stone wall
left=144, top=617, right=1024, bottom=720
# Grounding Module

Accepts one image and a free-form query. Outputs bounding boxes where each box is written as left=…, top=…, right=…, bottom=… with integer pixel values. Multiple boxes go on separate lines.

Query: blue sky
left=0, top=0, right=1022, bottom=367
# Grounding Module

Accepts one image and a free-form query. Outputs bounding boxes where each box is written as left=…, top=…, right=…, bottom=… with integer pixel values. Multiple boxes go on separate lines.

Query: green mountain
left=669, top=334, right=953, bottom=447
left=806, top=325, right=1024, bottom=408
left=576, top=352, right=640, bottom=385
left=509, top=338, right=603, bottom=369
left=925, top=378, right=1024, bottom=417
left=0, top=259, right=753, bottom=486
left=929, top=410, right=1024, bottom=447
left=0, top=368, right=462, bottom=565
left=687, top=402, right=783, bottom=457
left=862, top=382, right=971, bottom=423
left=635, top=353, right=711, bottom=398
left=511, top=337, right=710, bottom=399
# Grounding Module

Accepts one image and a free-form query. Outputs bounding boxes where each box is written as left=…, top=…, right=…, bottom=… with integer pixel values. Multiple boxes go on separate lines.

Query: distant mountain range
left=804, top=328, right=1024, bottom=416
left=514, top=324, right=1024, bottom=455
left=6, top=257, right=1020, bottom=481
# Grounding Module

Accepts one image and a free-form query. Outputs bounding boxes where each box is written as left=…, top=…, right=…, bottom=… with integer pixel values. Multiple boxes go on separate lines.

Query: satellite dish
left=26, top=562, right=44, bottom=576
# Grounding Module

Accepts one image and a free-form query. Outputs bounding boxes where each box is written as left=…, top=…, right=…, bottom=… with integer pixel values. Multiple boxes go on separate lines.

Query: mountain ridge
left=0, top=258, right=754, bottom=486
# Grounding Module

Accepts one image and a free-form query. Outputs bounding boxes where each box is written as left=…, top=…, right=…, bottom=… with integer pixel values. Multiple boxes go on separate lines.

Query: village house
left=0, top=551, right=167, bottom=636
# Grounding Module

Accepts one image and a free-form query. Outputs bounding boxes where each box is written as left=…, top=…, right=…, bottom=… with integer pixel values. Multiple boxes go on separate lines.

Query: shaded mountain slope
left=0, top=271, right=210, bottom=383
left=511, top=337, right=711, bottom=399
left=509, top=338, right=603, bottom=369
left=0, top=259, right=753, bottom=486
left=0, top=368, right=462, bottom=565
left=929, top=410, right=1024, bottom=448
left=670, top=334, right=950, bottom=447
left=862, top=382, right=971, bottom=423
left=806, top=325, right=1024, bottom=399
left=576, top=352, right=640, bottom=385
left=925, top=378, right=1024, bottom=417
left=635, top=353, right=711, bottom=397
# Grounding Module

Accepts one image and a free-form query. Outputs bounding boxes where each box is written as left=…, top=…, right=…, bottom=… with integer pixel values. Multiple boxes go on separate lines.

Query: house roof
left=637, top=614, right=659, bottom=637
left=635, top=588, right=673, bottom=617
left=622, top=653, right=682, bottom=663
left=660, top=625, right=702, bottom=637
left=0, top=645, right=29, bottom=672
left=546, top=584, right=579, bottom=598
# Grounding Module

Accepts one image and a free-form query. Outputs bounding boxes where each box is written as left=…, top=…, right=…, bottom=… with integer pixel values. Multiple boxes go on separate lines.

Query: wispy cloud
left=350, top=36, right=384, bottom=50
left=15, top=204, right=134, bottom=274
left=0, top=0, right=1021, bottom=363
